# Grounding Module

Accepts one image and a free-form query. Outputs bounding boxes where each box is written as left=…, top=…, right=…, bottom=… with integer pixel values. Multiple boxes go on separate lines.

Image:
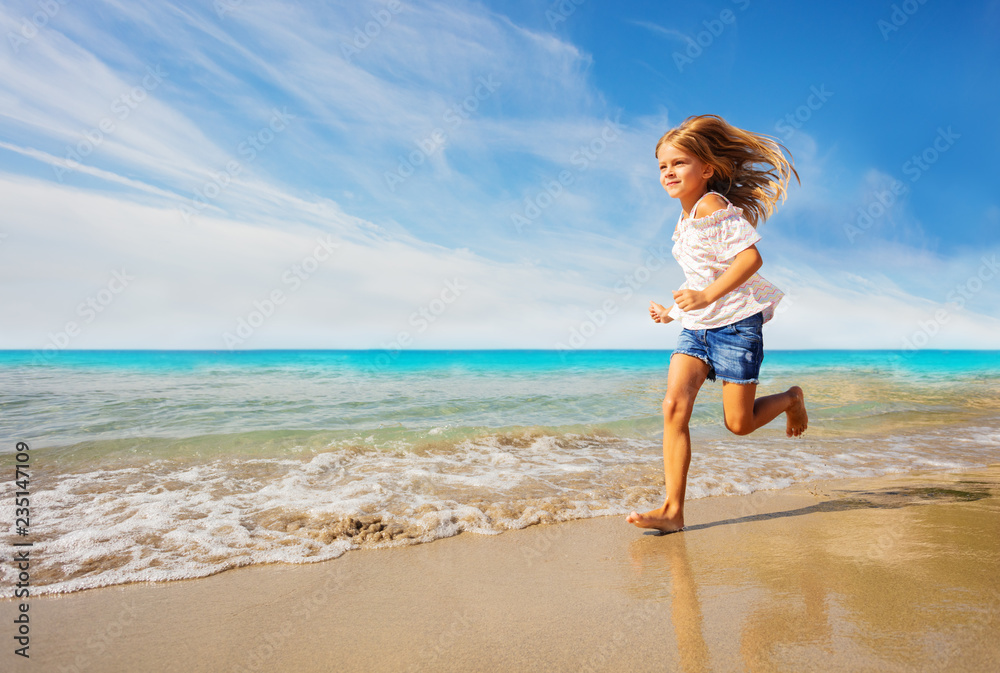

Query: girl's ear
left=702, top=164, right=715, bottom=179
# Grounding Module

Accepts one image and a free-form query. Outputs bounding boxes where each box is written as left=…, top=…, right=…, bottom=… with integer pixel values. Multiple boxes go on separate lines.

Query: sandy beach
left=3, top=464, right=998, bottom=672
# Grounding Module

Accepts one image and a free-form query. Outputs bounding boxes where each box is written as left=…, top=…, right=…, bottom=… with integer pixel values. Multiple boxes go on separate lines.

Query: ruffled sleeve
left=710, top=210, right=761, bottom=261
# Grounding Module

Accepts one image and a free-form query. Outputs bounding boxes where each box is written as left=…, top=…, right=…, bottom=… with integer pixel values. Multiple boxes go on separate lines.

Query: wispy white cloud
left=3, top=169, right=998, bottom=352
left=628, top=19, right=692, bottom=46
left=0, top=173, right=625, bottom=350
left=1, top=0, right=995, bottom=350
left=0, top=141, right=184, bottom=201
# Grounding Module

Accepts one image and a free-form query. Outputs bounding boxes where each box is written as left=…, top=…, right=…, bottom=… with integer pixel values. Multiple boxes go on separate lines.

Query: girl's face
left=656, top=142, right=714, bottom=201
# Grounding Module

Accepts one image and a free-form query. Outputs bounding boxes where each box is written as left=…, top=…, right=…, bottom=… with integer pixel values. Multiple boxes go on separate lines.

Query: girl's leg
left=721, top=382, right=808, bottom=437
left=627, top=353, right=710, bottom=532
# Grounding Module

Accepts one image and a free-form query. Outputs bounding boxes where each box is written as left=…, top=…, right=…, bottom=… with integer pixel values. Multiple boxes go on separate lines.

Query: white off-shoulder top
left=666, top=191, right=784, bottom=329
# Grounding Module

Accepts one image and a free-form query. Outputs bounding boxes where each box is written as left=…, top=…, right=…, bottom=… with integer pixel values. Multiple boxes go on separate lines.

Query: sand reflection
left=622, top=473, right=1000, bottom=671
left=629, top=534, right=709, bottom=673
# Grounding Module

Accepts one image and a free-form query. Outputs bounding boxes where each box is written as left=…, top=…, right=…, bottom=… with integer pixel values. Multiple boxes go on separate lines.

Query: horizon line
left=2, top=348, right=998, bottom=354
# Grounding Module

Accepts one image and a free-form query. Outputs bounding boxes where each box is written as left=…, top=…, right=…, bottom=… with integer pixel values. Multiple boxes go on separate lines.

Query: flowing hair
left=655, top=114, right=800, bottom=227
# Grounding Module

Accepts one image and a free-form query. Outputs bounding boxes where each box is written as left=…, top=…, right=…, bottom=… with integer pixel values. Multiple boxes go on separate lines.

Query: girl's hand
left=672, top=289, right=711, bottom=311
left=649, top=300, right=674, bottom=323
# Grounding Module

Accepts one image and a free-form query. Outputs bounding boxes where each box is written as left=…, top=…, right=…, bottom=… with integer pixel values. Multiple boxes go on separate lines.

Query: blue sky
left=1, top=0, right=998, bottom=351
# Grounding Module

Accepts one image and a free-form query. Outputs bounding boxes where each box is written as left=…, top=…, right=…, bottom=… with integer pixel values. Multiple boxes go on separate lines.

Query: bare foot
left=626, top=503, right=684, bottom=533
left=786, top=385, right=808, bottom=437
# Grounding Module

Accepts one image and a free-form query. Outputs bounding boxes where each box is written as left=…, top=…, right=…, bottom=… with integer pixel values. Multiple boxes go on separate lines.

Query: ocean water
left=1, top=349, right=999, bottom=595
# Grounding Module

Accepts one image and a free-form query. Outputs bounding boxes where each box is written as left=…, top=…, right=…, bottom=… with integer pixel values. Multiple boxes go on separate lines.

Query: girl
left=627, top=114, right=809, bottom=533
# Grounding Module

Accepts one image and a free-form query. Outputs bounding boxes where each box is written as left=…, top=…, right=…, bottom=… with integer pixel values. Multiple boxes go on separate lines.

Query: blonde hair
left=655, top=114, right=799, bottom=227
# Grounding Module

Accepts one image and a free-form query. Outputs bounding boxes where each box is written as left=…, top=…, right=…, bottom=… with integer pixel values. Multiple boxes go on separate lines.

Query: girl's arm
left=672, top=246, right=763, bottom=311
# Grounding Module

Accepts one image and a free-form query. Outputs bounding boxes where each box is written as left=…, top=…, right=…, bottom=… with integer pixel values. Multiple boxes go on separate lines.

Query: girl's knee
left=662, top=394, right=694, bottom=423
left=724, top=415, right=754, bottom=436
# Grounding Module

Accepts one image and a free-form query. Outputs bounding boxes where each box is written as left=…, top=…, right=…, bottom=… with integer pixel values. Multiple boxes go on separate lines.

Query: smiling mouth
left=666, top=181, right=680, bottom=186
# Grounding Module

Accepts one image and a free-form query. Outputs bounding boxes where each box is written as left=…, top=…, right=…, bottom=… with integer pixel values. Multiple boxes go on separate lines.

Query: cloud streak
left=1, top=0, right=996, bottom=350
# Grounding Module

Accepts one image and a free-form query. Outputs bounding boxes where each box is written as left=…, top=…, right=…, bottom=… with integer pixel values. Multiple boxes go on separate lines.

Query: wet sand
left=4, top=465, right=999, bottom=672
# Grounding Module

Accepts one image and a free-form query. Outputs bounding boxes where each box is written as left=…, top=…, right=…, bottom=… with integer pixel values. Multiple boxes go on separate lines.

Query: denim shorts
left=673, top=312, right=764, bottom=384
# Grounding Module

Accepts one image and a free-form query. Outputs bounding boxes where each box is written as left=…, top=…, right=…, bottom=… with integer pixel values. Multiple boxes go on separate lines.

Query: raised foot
left=786, top=385, right=808, bottom=438
left=626, top=505, right=684, bottom=533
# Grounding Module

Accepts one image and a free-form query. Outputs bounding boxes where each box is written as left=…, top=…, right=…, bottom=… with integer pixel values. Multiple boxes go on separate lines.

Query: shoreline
left=4, top=464, right=999, bottom=672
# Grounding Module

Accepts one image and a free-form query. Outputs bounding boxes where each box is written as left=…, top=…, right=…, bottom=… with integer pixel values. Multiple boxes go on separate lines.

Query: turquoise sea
left=2, top=349, right=999, bottom=594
